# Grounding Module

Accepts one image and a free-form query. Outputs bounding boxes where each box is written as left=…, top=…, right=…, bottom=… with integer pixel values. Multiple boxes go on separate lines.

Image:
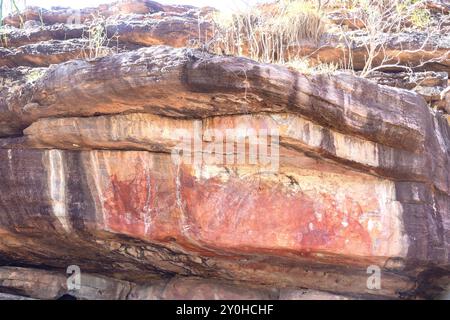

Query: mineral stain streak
left=46, top=149, right=70, bottom=232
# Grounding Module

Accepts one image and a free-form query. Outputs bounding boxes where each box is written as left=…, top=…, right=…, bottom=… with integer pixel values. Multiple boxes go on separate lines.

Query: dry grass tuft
left=209, top=0, right=327, bottom=64
left=198, top=0, right=447, bottom=76
left=286, top=58, right=339, bottom=74
left=81, top=14, right=119, bottom=60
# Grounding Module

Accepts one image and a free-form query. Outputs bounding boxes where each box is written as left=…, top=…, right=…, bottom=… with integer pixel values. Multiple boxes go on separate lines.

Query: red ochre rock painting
left=102, top=163, right=373, bottom=259
left=102, top=162, right=181, bottom=243
left=179, top=172, right=373, bottom=257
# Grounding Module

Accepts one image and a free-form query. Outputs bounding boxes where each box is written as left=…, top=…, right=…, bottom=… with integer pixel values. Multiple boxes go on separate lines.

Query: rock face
left=303, top=31, right=450, bottom=74
left=0, top=0, right=449, bottom=300
left=365, top=71, right=449, bottom=109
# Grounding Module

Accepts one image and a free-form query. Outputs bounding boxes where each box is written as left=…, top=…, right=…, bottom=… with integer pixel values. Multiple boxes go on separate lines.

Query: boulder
left=0, top=0, right=449, bottom=300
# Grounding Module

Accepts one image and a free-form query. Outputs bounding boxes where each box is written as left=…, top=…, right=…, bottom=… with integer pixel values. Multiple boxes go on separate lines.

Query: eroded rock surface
left=0, top=0, right=449, bottom=300
left=365, top=71, right=448, bottom=107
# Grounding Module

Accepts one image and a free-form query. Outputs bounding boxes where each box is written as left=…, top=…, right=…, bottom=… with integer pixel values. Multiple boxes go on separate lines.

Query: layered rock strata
left=0, top=0, right=449, bottom=299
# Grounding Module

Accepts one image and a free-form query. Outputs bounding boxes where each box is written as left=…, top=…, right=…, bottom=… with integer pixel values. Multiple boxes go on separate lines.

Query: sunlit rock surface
left=0, top=0, right=449, bottom=299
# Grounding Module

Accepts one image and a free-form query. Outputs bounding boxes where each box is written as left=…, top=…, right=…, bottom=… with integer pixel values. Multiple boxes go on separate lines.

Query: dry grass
left=286, top=58, right=339, bottom=74
left=332, top=0, right=448, bottom=77
left=199, top=0, right=447, bottom=76
left=81, top=14, right=119, bottom=60
left=208, top=0, right=327, bottom=64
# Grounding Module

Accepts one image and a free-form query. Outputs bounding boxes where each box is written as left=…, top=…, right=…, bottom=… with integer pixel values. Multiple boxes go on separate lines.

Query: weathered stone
left=305, top=31, right=450, bottom=73
left=0, top=0, right=449, bottom=300
left=442, top=86, right=450, bottom=113
left=0, top=267, right=67, bottom=299
left=365, top=71, right=447, bottom=91
left=1, top=112, right=431, bottom=183
left=104, top=17, right=209, bottom=48
left=2, top=0, right=198, bottom=27
left=424, top=0, right=450, bottom=14
left=0, top=266, right=363, bottom=300
left=365, top=71, right=449, bottom=108
left=0, top=293, right=34, bottom=300
left=1, top=16, right=208, bottom=52
left=0, top=146, right=445, bottom=297
left=0, top=267, right=130, bottom=299
left=0, top=39, right=88, bottom=67
left=2, top=142, right=448, bottom=295
left=159, top=277, right=278, bottom=300
left=16, top=113, right=200, bottom=152
left=327, top=10, right=365, bottom=30
left=0, top=24, right=84, bottom=48
left=279, top=288, right=352, bottom=300
left=0, top=46, right=429, bottom=154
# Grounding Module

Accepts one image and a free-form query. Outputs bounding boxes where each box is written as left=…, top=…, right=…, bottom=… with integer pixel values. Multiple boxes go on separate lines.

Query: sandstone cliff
left=0, top=0, right=449, bottom=300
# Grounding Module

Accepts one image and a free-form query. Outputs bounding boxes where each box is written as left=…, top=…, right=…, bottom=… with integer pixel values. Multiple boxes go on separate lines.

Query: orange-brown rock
left=0, top=20, right=208, bottom=68
left=0, top=149, right=419, bottom=297
left=365, top=71, right=449, bottom=111
left=302, top=31, right=450, bottom=73
left=1, top=0, right=200, bottom=27
left=0, top=39, right=88, bottom=67
left=0, top=1, right=449, bottom=300
left=0, top=266, right=356, bottom=300
left=0, top=46, right=429, bottom=152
